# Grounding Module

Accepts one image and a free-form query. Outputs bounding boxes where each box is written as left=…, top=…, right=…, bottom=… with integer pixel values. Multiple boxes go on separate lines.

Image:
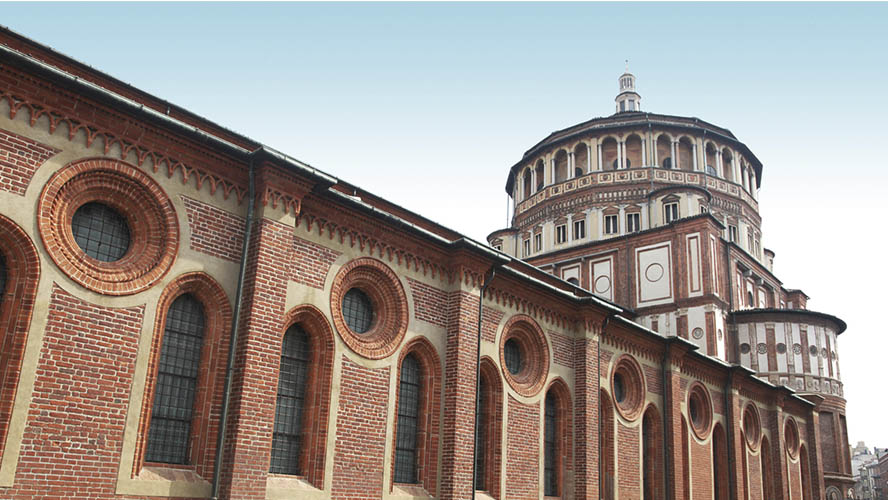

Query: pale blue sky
left=4, top=2, right=887, bottom=447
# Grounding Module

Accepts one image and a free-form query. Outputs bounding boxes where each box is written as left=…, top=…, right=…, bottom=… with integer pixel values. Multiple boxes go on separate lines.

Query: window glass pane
left=71, top=202, right=131, bottom=262
left=270, top=324, right=311, bottom=474
left=544, top=391, right=558, bottom=496
left=146, top=294, right=205, bottom=464
left=394, top=354, right=421, bottom=483
left=342, top=288, right=374, bottom=333
left=504, top=339, right=523, bottom=375
left=474, top=378, right=488, bottom=490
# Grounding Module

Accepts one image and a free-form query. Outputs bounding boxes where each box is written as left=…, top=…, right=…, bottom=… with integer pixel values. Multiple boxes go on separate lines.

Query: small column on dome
left=615, top=61, right=642, bottom=114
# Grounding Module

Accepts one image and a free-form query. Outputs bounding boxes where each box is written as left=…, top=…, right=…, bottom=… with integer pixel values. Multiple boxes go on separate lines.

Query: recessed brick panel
left=0, top=127, right=57, bottom=195
left=6, top=284, right=142, bottom=497
left=181, top=195, right=245, bottom=262
left=617, top=421, right=640, bottom=498
left=548, top=330, right=573, bottom=368
left=290, top=234, right=341, bottom=289
left=506, top=395, right=539, bottom=500
left=408, top=277, right=448, bottom=328
left=332, top=356, right=389, bottom=500
left=691, top=440, right=712, bottom=500
left=643, top=363, right=663, bottom=395
left=747, top=450, right=762, bottom=500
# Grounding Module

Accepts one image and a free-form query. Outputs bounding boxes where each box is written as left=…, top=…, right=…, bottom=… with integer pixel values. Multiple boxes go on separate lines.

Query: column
left=550, top=158, right=556, bottom=184
left=716, top=150, right=723, bottom=177
left=618, top=141, right=624, bottom=170
left=573, top=322, right=603, bottom=499
left=569, top=152, right=575, bottom=179
left=653, top=137, right=659, bottom=167
left=641, top=139, right=647, bottom=166
left=567, top=213, right=573, bottom=242
left=727, top=374, right=748, bottom=500
left=692, top=145, right=698, bottom=171
left=531, top=168, right=537, bottom=193
left=671, top=141, right=677, bottom=169
left=586, top=143, right=592, bottom=173
left=597, top=143, right=603, bottom=171
left=618, top=206, right=626, bottom=234
left=663, top=342, right=692, bottom=500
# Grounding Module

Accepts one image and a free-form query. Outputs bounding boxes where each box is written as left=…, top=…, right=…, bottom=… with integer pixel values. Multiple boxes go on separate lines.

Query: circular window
left=809, top=345, right=819, bottom=356
left=740, top=343, right=751, bottom=355
left=499, top=315, right=549, bottom=397
left=777, top=343, right=787, bottom=354
left=330, top=258, right=408, bottom=359
left=37, top=159, right=179, bottom=295
left=71, top=202, right=131, bottom=262
left=757, top=343, right=767, bottom=355
left=692, top=327, right=704, bottom=340
left=611, top=355, right=645, bottom=421
left=687, top=382, right=713, bottom=440
left=784, top=417, right=800, bottom=459
left=342, top=288, right=374, bottom=333
left=793, top=344, right=802, bottom=355
left=743, top=403, right=761, bottom=451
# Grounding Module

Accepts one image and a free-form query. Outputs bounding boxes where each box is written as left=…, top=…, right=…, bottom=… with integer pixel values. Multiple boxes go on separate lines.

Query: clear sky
left=4, top=2, right=886, bottom=448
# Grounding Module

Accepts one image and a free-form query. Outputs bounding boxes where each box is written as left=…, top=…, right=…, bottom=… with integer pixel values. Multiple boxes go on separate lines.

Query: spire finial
left=625, top=59, right=629, bottom=72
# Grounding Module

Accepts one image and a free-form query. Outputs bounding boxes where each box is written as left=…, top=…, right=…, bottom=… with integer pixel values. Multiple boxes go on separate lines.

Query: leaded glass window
left=342, top=288, right=373, bottom=333
left=544, top=391, right=559, bottom=496
left=394, top=354, right=421, bottom=483
left=71, top=202, right=131, bottom=262
left=146, top=294, right=206, bottom=464
left=270, top=324, right=311, bottom=475
left=504, top=339, right=523, bottom=375
left=474, top=377, right=488, bottom=490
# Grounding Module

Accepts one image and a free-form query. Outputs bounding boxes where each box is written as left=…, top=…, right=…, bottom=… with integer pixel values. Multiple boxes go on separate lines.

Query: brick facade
left=0, top=27, right=849, bottom=500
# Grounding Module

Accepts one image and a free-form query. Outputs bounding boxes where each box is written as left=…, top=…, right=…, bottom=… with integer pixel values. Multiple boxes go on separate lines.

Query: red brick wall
left=0, top=285, right=143, bottom=498
left=747, top=449, right=763, bottom=500
left=617, top=421, right=641, bottom=500
left=332, top=356, right=390, bottom=500
left=788, top=460, right=802, bottom=498
left=481, top=305, right=504, bottom=343
left=506, top=395, right=539, bottom=500
left=548, top=329, right=573, bottom=368
left=819, top=412, right=838, bottom=472
left=181, top=195, right=245, bottom=262
left=290, top=234, right=342, bottom=289
left=691, top=440, right=712, bottom=500
left=0, top=127, right=57, bottom=195
left=407, top=277, right=448, bottom=328
left=643, top=363, right=663, bottom=395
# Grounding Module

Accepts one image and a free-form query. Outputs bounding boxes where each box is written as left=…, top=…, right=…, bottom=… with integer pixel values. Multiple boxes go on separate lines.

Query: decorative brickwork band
left=330, top=257, right=408, bottom=360
left=132, top=272, right=232, bottom=478
left=37, top=158, right=179, bottom=295
left=0, top=214, right=39, bottom=466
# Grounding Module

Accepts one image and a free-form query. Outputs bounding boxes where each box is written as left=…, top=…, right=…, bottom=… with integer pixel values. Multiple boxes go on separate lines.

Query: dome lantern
left=615, top=61, right=641, bottom=113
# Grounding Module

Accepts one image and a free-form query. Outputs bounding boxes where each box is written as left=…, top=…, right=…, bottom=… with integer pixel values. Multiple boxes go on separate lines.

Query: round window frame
left=686, top=382, right=713, bottom=440
left=610, top=354, right=646, bottom=422
left=784, top=416, right=801, bottom=460
left=330, top=258, right=408, bottom=360
left=37, top=158, right=179, bottom=296
left=499, top=314, right=549, bottom=398
left=742, top=402, right=762, bottom=451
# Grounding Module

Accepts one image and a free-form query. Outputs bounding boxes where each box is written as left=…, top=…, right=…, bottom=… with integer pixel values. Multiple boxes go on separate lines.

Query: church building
left=0, top=28, right=851, bottom=500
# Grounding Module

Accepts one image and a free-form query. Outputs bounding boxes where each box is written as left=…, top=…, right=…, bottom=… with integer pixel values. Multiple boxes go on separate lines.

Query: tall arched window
left=270, top=324, right=311, bottom=474
left=800, top=443, right=812, bottom=500
left=544, top=390, right=559, bottom=496
left=475, top=376, right=489, bottom=490
left=146, top=294, right=206, bottom=464
left=600, top=389, right=615, bottom=499
left=394, top=353, right=421, bottom=483
left=642, top=406, right=663, bottom=500
left=712, top=424, right=729, bottom=500
left=761, top=436, right=774, bottom=500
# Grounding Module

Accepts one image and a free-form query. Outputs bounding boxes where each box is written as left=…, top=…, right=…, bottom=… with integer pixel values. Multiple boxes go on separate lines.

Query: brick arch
left=133, top=271, right=232, bottom=477
left=390, top=336, right=441, bottom=494
left=476, top=356, right=503, bottom=498
left=276, top=304, right=334, bottom=488
left=642, top=404, right=663, bottom=500
left=0, top=214, right=40, bottom=465
left=544, top=377, right=572, bottom=498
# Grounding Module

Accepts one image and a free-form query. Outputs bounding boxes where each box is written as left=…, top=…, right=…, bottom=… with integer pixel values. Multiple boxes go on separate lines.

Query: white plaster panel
left=636, top=242, right=673, bottom=306
left=562, top=264, right=580, bottom=284
left=756, top=323, right=769, bottom=369
left=709, top=235, right=719, bottom=297
left=776, top=323, right=788, bottom=372
left=590, top=257, right=614, bottom=301
left=686, top=233, right=702, bottom=297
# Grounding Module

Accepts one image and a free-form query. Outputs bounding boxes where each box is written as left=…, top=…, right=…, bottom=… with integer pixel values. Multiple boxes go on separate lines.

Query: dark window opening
left=146, top=294, right=206, bottom=464
left=394, top=354, right=421, bottom=483
left=71, top=202, right=131, bottom=262
left=544, top=391, right=559, bottom=496
left=342, top=288, right=374, bottom=333
left=613, top=372, right=626, bottom=403
left=504, top=338, right=523, bottom=375
left=270, top=324, right=311, bottom=475
left=474, top=378, right=488, bottom=490
left=663, top=157, right=672, bottom=169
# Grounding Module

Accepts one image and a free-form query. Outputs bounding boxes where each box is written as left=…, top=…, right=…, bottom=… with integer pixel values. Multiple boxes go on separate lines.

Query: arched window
left=474, top=376, right=489, bottom=490
left=270, top=324, right=311, bottom=474
left=394, top=354, right=421, bottom=483
left=712, top=424, right=729, bottom=500
left=523, top=169, right=533, bottom=200
left=600, top=389, right=615, bottom=499
left=642, top=407, right=663, bottom=500
left=663, top=157, right=672, bottom=169
left=544, top=390, right=559, bottom=496
left=800, top=444, right=812, bottom=500
left=474, top=357, right=502, bottom=496
left=761, top=436, right=774, bottom=500
left=146, top=294, right=206, bottom=464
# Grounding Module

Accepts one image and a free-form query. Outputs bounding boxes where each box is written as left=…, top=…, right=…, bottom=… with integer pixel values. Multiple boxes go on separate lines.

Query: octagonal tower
left=488, top=70, right=854, bottom=495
